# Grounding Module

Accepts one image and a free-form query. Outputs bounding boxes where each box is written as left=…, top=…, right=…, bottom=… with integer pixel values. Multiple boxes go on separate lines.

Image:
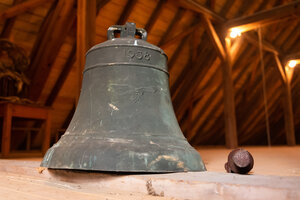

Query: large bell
left=41, top=22, right=206, bottom=172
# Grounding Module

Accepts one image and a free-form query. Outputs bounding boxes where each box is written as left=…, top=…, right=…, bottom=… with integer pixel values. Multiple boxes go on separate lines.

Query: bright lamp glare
left=288, top=60, right=297, bottom=68
left=229, top=28, right=242, bottom=38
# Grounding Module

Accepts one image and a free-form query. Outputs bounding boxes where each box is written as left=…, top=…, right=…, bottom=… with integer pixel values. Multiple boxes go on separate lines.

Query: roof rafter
left=225, top=0, right=300, bottom=32
left=158, top=7, right=184, bottom=46
left=116, top=0, right=138, bottom=25
left=159, top=21, right=201, bottom=49
left=174, top=0, right=224, bottom=22
left=0, top=0, right=54, bottom=21
left=144, top=0, right=166, bottom=32
left=28, top=0, right=76, bottom=101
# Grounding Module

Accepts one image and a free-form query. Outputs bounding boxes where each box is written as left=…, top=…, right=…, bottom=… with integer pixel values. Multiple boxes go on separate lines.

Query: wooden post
left=76, top=0, right=96, bottom=101
left=283, top=66, right=296, bottom=145
left=1, top=103, right=12, bottom=157
left=42, top=112, right=52, bottom=154
left=223, top=38, right=238, bottom=148
left=274, top=55, right=296, bottom=145
left=202, top=15, right=238, bottom=148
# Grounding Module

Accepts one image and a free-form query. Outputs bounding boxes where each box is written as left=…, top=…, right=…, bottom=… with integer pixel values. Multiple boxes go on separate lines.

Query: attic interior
left=0, top=0, right=300, bottom=199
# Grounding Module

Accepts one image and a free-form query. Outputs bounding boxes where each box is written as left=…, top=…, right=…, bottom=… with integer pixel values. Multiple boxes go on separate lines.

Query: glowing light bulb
left=229, top=28, right=242, bottom=38
left=288, top=60, right=297, bottom=68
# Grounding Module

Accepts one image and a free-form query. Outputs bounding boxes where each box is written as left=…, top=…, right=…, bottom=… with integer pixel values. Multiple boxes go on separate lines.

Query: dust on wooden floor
left=0, top=146, right=299, bottom=199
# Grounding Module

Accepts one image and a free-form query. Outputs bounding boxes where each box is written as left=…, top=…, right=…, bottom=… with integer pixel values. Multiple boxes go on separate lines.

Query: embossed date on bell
left=126, top=49, right=151, bottom=61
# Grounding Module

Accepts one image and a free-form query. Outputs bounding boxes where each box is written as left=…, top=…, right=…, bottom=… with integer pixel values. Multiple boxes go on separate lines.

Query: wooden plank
left=0, top=0, right=21, bottom=38
left=160, top=22, right=201, bottom=49
left=11, top=104, right=50, bottom=119
left=116, top=0, right=137, bottom=25
left=192, top=45, right=253, bottom=144
left=144, top=0, right=165, bottom=32
left=240, top=83, right=282, bottom=144
left=158, top=8, right=184, bottom=46
left=200, top=15, right=238, bottom=148
left=96, top=0, right=110, bottom=15
left=28, top=0, right=76, bottom=101
left=76, top=0, right=96, bottom=100
left=0, top=17, right=15, bottom=37
left=1, top=103, right=12, bottom=157
left=237, top=60, right=279, bottom=142
left=28, top=0, right=57, bottom=63
left=168, top=36, right=188, bottom=71
left=174, top=0, right=224, bottom=22
left=45, top=45, right=76, bottom=106
left=225, top=0, right=300, bottom=32
left=174, top=41, right=216, bottom=122
left=0, top=0, right=53, bottom=20
left=0, top=159, right=299, bottom=199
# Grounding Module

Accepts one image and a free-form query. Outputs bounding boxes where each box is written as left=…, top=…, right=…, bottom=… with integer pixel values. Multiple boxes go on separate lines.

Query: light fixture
left=287, top=60, right=297, bottom=68
left=229, top=28, right=242, bottom=38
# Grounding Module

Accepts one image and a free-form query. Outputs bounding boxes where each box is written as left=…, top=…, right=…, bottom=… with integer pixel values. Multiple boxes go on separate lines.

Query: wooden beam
left=0, top=0, right=53, bottom=21
left=62, top=104, right=76, bottom=129
left=192, top=48, right=257, bottom=145
left=201, top=15, right=225, bottom=60
left=281, top=78, right=296, bottom=145
left=274, top=57, right=296, bottom=145
left=226, top=0, right=300, bottom=32
left=240, top=82, right=282, bottom=144
left=285, top=51, right=300, bottom=63
left=0, top=18, right=15, bottom=38
left=29, top=0, right=58, bottom=61
left=201, top=15, right=238, bottom=148
left=96, top=0, right=110, bottom=15
left=168, top=37, right=189, bottom=71
left=243, top=32, right=280, bottom=55
left=159, top=22, right=201, bottom=49
left=175, top=0, right=224, bottom=22
left=274, top=54, right=287, bottom=84
left=158, top=8, right=184, bottom=46
left=173, top=40, right=216, bottom=122
left=144, top=0, right=165, bottom=32
left=176, top=0, right=284, bottom=59
left=230, top=37, right=244, bottom=64
left=0, top=0, right=22, bottom=38
left=237, top=55, right=274, bottom=135
left=1, top=103, right=12, bottom=157
left=45, top=45, right=76, bottom=106
left=76, top=0, right=96, bottom=100
left=28, top=0, right=76, bottom=101
left=116, top=0, right=137, bottom=25
left=170, top=55, right=191, bottom=97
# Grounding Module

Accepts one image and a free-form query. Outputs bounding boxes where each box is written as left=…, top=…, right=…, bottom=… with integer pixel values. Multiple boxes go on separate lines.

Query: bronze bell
left=41, top=22, right=206, bottom=172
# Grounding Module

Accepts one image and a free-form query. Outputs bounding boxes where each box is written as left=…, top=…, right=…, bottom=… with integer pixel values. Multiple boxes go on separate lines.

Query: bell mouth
left=41, top=135, right=206, bottom=173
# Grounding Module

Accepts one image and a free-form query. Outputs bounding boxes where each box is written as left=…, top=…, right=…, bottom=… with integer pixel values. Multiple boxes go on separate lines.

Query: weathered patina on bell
left=41, top=22, right=206, bottom=172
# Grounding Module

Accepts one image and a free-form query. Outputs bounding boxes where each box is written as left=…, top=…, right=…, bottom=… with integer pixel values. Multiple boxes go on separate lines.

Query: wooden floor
left=0, top=146, right=299, bottom=199
left=197, top=146, right=300, bottom=177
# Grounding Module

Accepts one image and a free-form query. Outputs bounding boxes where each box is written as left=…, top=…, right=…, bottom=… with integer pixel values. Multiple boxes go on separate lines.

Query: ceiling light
left=288, top=60, right=297, bottom=68
left=229, top=28, right=242, bottom=38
